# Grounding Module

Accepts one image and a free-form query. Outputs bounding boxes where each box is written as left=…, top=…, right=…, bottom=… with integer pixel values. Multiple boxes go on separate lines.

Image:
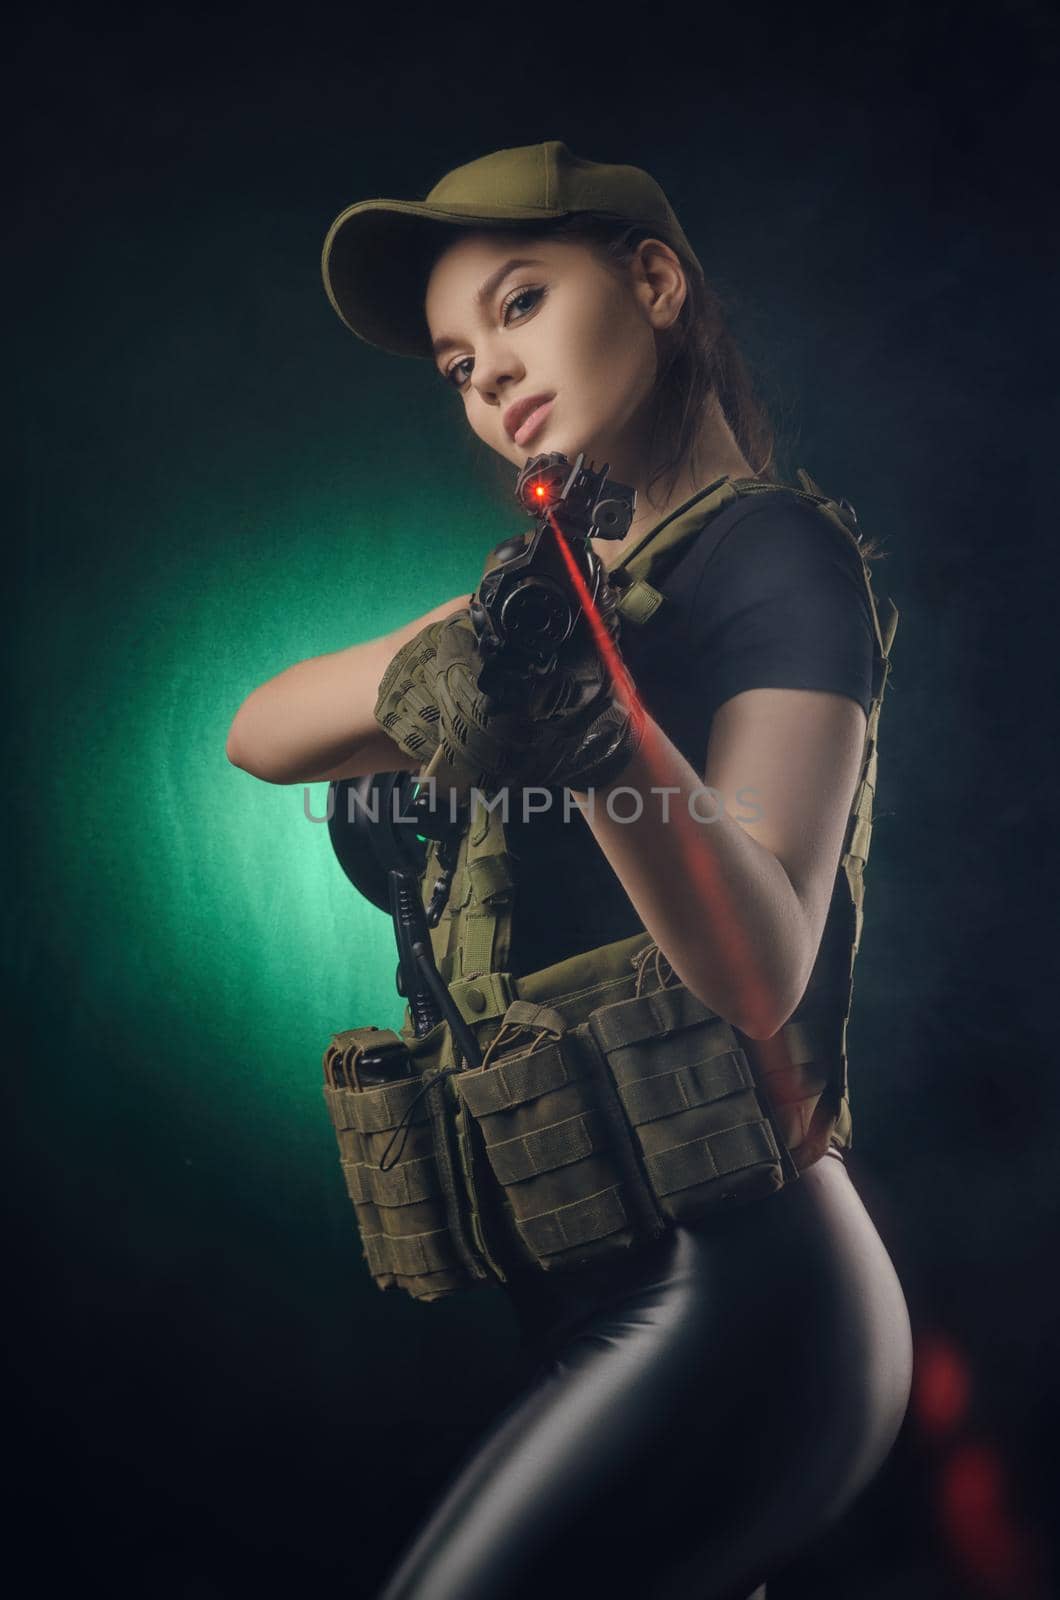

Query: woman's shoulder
left=669, top=486, right=869, bottom=602
left=656, top=483, right=871, bottom=627
left=650, top=487, right=878, bottom=721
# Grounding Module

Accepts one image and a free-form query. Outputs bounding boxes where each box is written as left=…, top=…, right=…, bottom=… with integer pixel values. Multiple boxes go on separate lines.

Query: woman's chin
left=512, top=429, right=599, bottom=470
left=537, top=432, right=589, bottom=465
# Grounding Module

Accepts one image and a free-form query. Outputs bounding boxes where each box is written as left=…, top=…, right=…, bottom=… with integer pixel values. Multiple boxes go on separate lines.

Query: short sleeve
left=680, top=500, right=876, bottom=726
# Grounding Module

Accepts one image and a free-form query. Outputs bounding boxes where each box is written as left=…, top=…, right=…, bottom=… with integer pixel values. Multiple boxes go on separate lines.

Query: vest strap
left=485, top=1109, right=608, bottom=1186
left=365, top=1225, right=459, bottom=1279
left=614, top=579, right=665, bottom=626
left=517, top=1185, right=631, bottom=1255
left=618, top=1049, right=751, bottom=1124
left=369, top=1153, right=440, bottom=1208
left=497, top=1000, right=569, bottom=1037
left=447, top=970, right=516, bottom=1027
left=643, top=1120, right=781, bottom=1197
left=458, top=1038, right=578, bottom=1117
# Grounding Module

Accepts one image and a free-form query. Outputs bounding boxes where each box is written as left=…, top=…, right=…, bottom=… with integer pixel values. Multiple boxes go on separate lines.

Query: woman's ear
left=631, top=239, right=688, bottom=334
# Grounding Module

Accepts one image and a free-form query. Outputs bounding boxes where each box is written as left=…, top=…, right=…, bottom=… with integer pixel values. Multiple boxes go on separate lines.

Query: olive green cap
left=321, top=139, right=702, bottom=360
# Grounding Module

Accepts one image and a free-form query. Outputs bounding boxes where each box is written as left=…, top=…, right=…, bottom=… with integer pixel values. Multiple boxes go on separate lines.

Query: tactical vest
left=322, top=471, right=899, bottom=1302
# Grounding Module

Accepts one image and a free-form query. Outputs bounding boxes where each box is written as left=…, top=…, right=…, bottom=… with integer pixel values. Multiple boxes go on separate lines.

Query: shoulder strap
left=609, top=475, right=739, bottom=626
left=611, top=468, right=899, bottom=695
left=791, top=469, right=899, bottom=665
left=610, top=471, right=855, bottom=629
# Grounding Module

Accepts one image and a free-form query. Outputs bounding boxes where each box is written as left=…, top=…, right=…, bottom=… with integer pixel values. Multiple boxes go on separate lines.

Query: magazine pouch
left=322, top=1024, right=487, bottom=1302
left=583, top=981, right=793, bottom=1225
left=455, top=1003, right=668, bottom=1273
left=456, top=961, right=797, bottom=1274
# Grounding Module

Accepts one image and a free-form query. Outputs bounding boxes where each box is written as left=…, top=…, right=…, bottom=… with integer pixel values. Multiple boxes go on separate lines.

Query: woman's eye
left=445, top=286, right=545, bottom=390
left=503, top=286, right=544, bottom=322
left=446, top=358, right=474, bottom=389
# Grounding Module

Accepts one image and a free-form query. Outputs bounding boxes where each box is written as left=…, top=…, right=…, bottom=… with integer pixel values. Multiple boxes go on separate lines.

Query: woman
left=227, top=142, right=913, bottom=1600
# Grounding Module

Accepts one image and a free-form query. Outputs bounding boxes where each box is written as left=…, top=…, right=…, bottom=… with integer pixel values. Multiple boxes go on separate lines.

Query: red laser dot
left=913, top=1331, right=972, bottom=1439
left=937, top=1442, right=1045, bottom=1597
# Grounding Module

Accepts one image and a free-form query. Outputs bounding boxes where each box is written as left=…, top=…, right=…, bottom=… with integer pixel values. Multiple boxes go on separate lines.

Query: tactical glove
left=429, top=610, right=645, bottom=796
left=373, top=618, right=447, bottom=766
left=372, top=612, right=546, bottom=786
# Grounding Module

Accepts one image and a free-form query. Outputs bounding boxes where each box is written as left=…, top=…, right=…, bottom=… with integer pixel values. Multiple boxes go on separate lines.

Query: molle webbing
left=322, top=1027, right=472, bottom=1299
left=420, top=788, right=514, bottom=989
left=418, top=934, right=803, bottom=1276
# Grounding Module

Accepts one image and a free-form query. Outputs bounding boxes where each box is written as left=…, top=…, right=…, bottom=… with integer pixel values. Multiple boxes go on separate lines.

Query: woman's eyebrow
left=431, top=258, right=548, bottom=360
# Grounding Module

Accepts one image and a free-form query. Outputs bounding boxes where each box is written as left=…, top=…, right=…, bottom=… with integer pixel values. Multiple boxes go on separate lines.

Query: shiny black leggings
left=376, top=1151, right=913, bottom=1600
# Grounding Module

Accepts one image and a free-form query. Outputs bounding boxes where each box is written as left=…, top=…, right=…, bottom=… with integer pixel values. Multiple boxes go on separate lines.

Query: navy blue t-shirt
left=503, top=493, right=876, bottom=977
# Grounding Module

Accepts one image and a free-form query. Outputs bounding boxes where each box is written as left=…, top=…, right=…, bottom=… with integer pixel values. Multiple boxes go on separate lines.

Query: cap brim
left=322, top=199, right=571, bottom=359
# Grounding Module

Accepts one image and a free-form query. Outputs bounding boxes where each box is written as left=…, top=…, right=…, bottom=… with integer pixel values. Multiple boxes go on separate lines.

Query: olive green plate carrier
left=322, top=472, right=899, bottom=1303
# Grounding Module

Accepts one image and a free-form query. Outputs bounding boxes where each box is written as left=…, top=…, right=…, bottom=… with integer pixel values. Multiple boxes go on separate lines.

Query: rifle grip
left=421, top=744, right=477, bottom=812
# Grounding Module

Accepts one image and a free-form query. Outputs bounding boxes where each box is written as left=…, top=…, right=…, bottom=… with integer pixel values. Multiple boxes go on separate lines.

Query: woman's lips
left=514, top=399, right=554, bottom=447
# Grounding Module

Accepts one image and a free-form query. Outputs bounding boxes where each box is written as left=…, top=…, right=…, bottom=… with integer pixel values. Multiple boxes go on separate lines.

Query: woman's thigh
left=375, top=1154, right=913, bottom=1600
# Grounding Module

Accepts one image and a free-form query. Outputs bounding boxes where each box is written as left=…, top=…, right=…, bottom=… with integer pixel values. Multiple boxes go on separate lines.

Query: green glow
left=9, top=199, right=528, bottom=1309
left=13, top=376, right=517, bottom=1149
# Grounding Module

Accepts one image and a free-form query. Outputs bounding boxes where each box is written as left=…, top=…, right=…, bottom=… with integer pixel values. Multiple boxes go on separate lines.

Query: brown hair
left=441, top=212, right=886, bottom=561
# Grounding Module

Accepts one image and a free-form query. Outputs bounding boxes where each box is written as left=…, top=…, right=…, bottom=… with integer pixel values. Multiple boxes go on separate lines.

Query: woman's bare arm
left=225, top=592, right=471, bottom=785
left=571, top=687, right=867, bottom=1039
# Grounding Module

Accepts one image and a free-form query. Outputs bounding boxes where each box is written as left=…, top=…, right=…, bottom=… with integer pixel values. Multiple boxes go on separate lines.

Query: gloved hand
left=374, top=569, right=646, bottom=796
left=373, top=618, right=447, bottom=767
left=428, top=604, right=645, bottom=796
left=373, top=611, right=537, bottom=795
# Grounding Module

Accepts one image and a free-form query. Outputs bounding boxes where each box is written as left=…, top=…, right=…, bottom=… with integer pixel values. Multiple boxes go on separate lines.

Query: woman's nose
left=472, top=345, right=524, bottom=402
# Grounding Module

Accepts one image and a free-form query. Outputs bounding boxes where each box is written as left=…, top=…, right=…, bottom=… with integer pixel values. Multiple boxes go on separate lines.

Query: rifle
left=416, top=450, right=637, bottom=806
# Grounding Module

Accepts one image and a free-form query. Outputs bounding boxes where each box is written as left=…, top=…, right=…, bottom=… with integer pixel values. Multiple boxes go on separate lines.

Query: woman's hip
left=510, top=1150, right=913, bottom=1510
left=377, top=1154, right=912, bottom=1600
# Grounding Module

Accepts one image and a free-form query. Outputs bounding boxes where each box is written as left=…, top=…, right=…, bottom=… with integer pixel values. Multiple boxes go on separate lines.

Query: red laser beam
left=543, top=506, right=645, bottom=728
left=544, top=508, right=779, bottom=1040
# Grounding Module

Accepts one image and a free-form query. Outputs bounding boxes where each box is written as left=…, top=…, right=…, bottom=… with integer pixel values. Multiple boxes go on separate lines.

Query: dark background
left=8, top=3, right=1058, bottom=1596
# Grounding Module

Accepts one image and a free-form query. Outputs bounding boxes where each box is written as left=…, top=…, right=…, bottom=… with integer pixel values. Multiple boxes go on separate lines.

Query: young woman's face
left=424, top=231, right=681, bottom=480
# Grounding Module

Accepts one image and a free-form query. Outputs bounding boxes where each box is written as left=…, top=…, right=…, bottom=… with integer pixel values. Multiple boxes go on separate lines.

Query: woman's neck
left=592, top=397, right=758, bottom=571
